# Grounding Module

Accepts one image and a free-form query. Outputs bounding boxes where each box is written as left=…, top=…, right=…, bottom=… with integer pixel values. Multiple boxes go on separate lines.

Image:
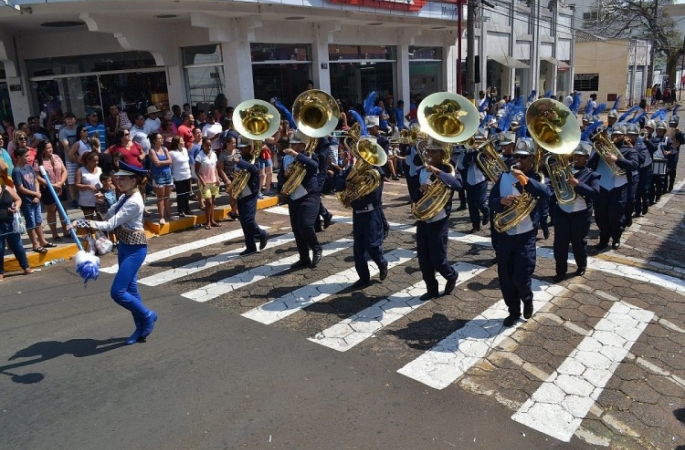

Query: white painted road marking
left=241, top=248, right=416, bottom=325
left=512, top=301, right=653, bottom=442
left=309, top=262, right=486, bottom=352
left=182, top=238, right=353, bottom=303
left=139, top=233, right=295, bottom=286
left=101, top=228, right=253, bottom=273
left=397, top=280, right=566, bottom=390
left=264, top=205, right=416, bottom=232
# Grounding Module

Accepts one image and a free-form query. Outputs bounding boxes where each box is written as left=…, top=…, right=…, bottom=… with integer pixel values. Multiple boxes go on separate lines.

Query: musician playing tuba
left=587, top=123, right=639, bottom=251
left=551, top=142, right=600, bottom=283
left=489, top=138, right=553, bottom=327
left=410, top=140, right=463, bottom=301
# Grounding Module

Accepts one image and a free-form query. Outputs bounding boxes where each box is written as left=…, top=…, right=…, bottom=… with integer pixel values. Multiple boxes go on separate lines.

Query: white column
left=312, top=23, right=338, bottom=93
left=221, top=41, right=255, bottom=106
left=397, top=41, right=411, bottom=105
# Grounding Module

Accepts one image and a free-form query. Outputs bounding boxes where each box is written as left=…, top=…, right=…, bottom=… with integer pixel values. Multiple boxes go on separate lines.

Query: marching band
left=222, top=89, right=682, bottom=328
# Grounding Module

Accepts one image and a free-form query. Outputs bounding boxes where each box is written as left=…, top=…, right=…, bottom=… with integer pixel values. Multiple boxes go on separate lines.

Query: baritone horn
left=418, top=92, right=480, bottom=143
left=527, top=98, right=580, bottom=204
left=230, top=99, right=281, bottom=197
left=336, top=134, right=387, bottom=208
left=589, top=128, right=626, bottom=176
left=281, top=89, right=340, bottom=196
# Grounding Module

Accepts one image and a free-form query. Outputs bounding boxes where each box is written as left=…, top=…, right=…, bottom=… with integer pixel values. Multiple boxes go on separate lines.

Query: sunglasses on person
left=18, top=137, right=27, bottom=141
left=514, top=154, right=530, bottom=160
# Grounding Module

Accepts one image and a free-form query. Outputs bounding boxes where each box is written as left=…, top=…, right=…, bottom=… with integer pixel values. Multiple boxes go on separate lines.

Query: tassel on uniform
left=75, top=250, right=100, bottom=286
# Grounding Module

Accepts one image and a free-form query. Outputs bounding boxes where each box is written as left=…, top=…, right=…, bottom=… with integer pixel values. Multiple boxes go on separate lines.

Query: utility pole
left=466, top=0, right=477, bottom=99
left=646, top=0, right=657, bottom=98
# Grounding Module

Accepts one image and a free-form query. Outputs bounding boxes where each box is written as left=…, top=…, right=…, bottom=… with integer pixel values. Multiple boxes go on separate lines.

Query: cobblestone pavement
left=45, top=153, right=685, bottom=449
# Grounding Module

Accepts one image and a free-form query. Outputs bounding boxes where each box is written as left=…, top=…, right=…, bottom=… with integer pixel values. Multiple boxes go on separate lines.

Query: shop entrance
left=330, top=62, right=395, bottom=107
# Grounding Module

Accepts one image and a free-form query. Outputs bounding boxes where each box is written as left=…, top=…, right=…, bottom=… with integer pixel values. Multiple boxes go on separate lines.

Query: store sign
left=328, top=0, right=460, bottom=13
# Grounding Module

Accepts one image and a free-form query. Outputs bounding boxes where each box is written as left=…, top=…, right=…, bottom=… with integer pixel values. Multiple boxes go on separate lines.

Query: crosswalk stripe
left=101, top=228, right=253, bottom=274
left=241, top=248, right=416, bottom=325
left=264, top=205, right=415, bottom=232
left=181, top=238, right=353, bottom=303
left=139, top=233, right=296, bottom=286
left=512, top=301, right=653, bottom=442
left=397, top=280, right=566, bottom=390
left=308, top=262, right=487, bottom=352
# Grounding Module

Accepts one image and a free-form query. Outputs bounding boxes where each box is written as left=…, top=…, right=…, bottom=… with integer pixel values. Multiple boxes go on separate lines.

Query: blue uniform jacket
left=588, top=144, right=639, bottom=176
left=410, top=163, right=462, bottom=217
left=569, top=166, right=601, bottom=211
left=295, top=152, right=320, bottom=194
left=349, top=167, right=384, bottom=210
left=235, top=159, right=260, bottom=196
left=666, top=131, right=684, bottom=169
left=489, top=171, right=553, bottom=229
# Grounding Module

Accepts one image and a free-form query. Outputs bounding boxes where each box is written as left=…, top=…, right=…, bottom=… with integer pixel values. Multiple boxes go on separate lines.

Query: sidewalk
left=2, top=190, right=281, bottom=272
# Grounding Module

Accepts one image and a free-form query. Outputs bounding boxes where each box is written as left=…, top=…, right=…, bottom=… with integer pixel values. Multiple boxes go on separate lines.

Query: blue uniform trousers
left=649, top=174, right=666, bottom=204
left=595, top=186, right=627, bottom=244
left=353, top=209, right=387, bottom=281
left=466, top=181, right=489, bottom=229
left=497, top=229, right=536, bottom=317
left=634, top=167, right=652, bottom=215
left=624, top=173, right=639, bottom=219
left=288, top=193, right=322, bottom=260
left=416, top=217, right=456, bottom=292
left=112, top=243, right=151, bottom=323
left=238, top=194, right=266, bottom=251
left=553, top=208, right=592, bottom=275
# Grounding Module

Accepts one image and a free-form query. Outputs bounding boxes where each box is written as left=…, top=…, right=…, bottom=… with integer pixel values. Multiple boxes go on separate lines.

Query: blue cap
left=115, top=161, right=148, bottom=177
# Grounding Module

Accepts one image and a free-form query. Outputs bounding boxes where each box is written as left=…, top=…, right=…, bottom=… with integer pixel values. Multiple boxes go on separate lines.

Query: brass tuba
left=527, top=98, right=581, bottom=204
left=335, top=131, right=387, bottom=209
left=588, top=128, right=626, bottom=176
left=281, top=90, right=340, bottom=196
left=475, top=137, right=509, bottom=183
left=230, top=99, right=281, bottom=197
left=412, top=92, right=479, bottom=221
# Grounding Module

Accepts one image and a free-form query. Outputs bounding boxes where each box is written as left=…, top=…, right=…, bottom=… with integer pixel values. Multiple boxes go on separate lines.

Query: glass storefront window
left=183, top=45, right=225, bottom=107
left=409, top=47, right=442, bottom=99
left=26, top=52, right=157, bottom=77
left=251, top=44, right=312, bottom=106
left=328, top=45, right=396, bottom=61
left=330, top=62, right=395, bottom=107
left=409, top=47, right=442, bottom=60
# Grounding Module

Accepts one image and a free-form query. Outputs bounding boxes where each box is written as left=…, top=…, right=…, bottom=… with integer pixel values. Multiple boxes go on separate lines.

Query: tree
left=584, top=0, right=684, bottom=91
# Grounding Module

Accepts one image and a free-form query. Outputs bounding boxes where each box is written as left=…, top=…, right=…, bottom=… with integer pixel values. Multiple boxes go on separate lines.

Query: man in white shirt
left=144, top=105, right=161, bottom=134
left=130, top=114, right=151, bottom=155
left=202, top=109, right=223, bottom=152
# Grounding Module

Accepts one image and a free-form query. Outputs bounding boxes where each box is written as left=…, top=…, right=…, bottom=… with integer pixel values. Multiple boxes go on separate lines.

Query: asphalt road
left=2, top=172, right=685, bottom=450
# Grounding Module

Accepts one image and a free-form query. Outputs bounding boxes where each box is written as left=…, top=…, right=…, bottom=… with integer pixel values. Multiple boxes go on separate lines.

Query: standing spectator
left=170, top=104, right=184, bottom=129
left=108, top=129, right=145, bottom=169
left=85, top=111, right=107, bottom=148
left=0, top=135, right=13, bottom=184
left=58, top=112, right=79, bottom=205
left=105, top=104, right=132, bottom=144
left=188, top=127, right=205, bottom=209
left=169, top=137, right=192, bottom=217
left=2, top=118, right=14, bottom=144
left=145, top=106, right=162, bottom=134
left=195, top=137, right=220, bottom=229
left=202, top=110, right=223, bottom=153
left=0, top=171, right=32, bottom=281
left=258, top=143, right=274, bottom=197
left=75, top=151, right=102, bottom=220
left=218, top=135, right=239, bottom=219
left=177, top=112, right=195, bottom=147
left=11, top=131, right=37, bottom=166
left=394, top=100, right=407, bottom=131
left=129, top=113, right=151, bottom=156
left=34, top=140, right=69, bottom=241
left=93, top=137, right=114, bottom=177
left=12, top=147, right=54, bottom=253
left=148, top=132, right=174, bottom=224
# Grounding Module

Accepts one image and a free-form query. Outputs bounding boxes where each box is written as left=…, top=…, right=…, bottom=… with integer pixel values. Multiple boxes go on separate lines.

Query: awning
left=540, top=57, right=570, bottom=68
left=488, top=56, right=530, bottom=69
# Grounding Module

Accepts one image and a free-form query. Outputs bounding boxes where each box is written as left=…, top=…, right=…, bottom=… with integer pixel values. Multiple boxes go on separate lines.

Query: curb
left=3, top=196, right=282, bottom=272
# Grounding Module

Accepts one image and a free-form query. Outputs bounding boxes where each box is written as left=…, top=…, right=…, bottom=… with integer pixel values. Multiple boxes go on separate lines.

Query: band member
left=648, top=121, right=670, bottom=204
left=347, top=158, right=388, bottom=288
left=665, top=115, right=684, bottom=193
left=283, top=136, right=323, bottom=269
left=234, top=142, right=268, bottom=256
left=634, top=120, right=654, bottom=217
left=588, top=124, right=639, bottom=250
left=605, top=109, right=618, bottom=136
left=462, top=129, right=490, bottom=233
left=366, top=116, right=391, bottom=238
left=552, top=143, right=600, bottom=282
left=623, top=124, right=642, bottom=227
left=491, top=132, right=516, bottom=251
left=313, top=136, right=334, bottom=232
left=70, top=162, right=157, bottom=344
left=411, top=141, right=462, bottom=301
left=490, top=139, right=553, bottom=326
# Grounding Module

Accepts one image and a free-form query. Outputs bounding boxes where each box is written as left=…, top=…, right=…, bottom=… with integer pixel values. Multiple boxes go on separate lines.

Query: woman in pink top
left=34, top=140, right=69, bottom=240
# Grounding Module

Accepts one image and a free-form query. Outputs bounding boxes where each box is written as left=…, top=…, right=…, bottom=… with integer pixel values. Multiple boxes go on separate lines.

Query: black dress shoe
left=351, top=279, right=370, bottom=289
left=632, top=212, right=641, bottom=218
left=259, top=232, right=269, bottom=250
left=574, top=267, right=586, bottom=277
left=523, top=301, right=533, bottom=319
left=419, top=291, right=439, bottom=301
left=379, top=263, right=388, bottom=281
left=594, top=242, right=609, bottom=250
left=323, top=213, right=333, bottom=229
left=239, top=248, right=257, bottom=257
left=482, top=214, right=490, bottom=226
left=624, top=218, right=632, bottom=228
left=456, top=204, right=467, bottom=211
left=310, top=251, right=323, bottom=268
left=444, top=274, right=458, bottom=295
left=290, top=259, right=311, bottom=270
left=502, top=314, right=520, bottom=327
left=542, top=226, right=550, bottom=239
left=612, top=241, right=621, bottom=250
left=642, top=206, right=649, bottom=215
left=553, top=273, right=565, bottom=283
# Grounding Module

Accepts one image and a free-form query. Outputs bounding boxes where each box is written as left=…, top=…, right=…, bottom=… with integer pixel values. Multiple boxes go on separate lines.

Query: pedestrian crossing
left=108, top=205, right=684, bottom=444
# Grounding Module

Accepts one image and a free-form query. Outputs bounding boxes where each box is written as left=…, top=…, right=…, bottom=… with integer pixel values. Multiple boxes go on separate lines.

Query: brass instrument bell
left=526, top=98, right=580, bottom=155
left=292, top=89, right=340, bottom=138
left=418, top=92, right=479, bottom=143
left=232, top=99, right=281, bottom=141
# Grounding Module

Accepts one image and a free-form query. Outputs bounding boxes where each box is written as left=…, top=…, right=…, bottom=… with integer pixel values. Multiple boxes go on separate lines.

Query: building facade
left=0, top=0, right=573, bottom=126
